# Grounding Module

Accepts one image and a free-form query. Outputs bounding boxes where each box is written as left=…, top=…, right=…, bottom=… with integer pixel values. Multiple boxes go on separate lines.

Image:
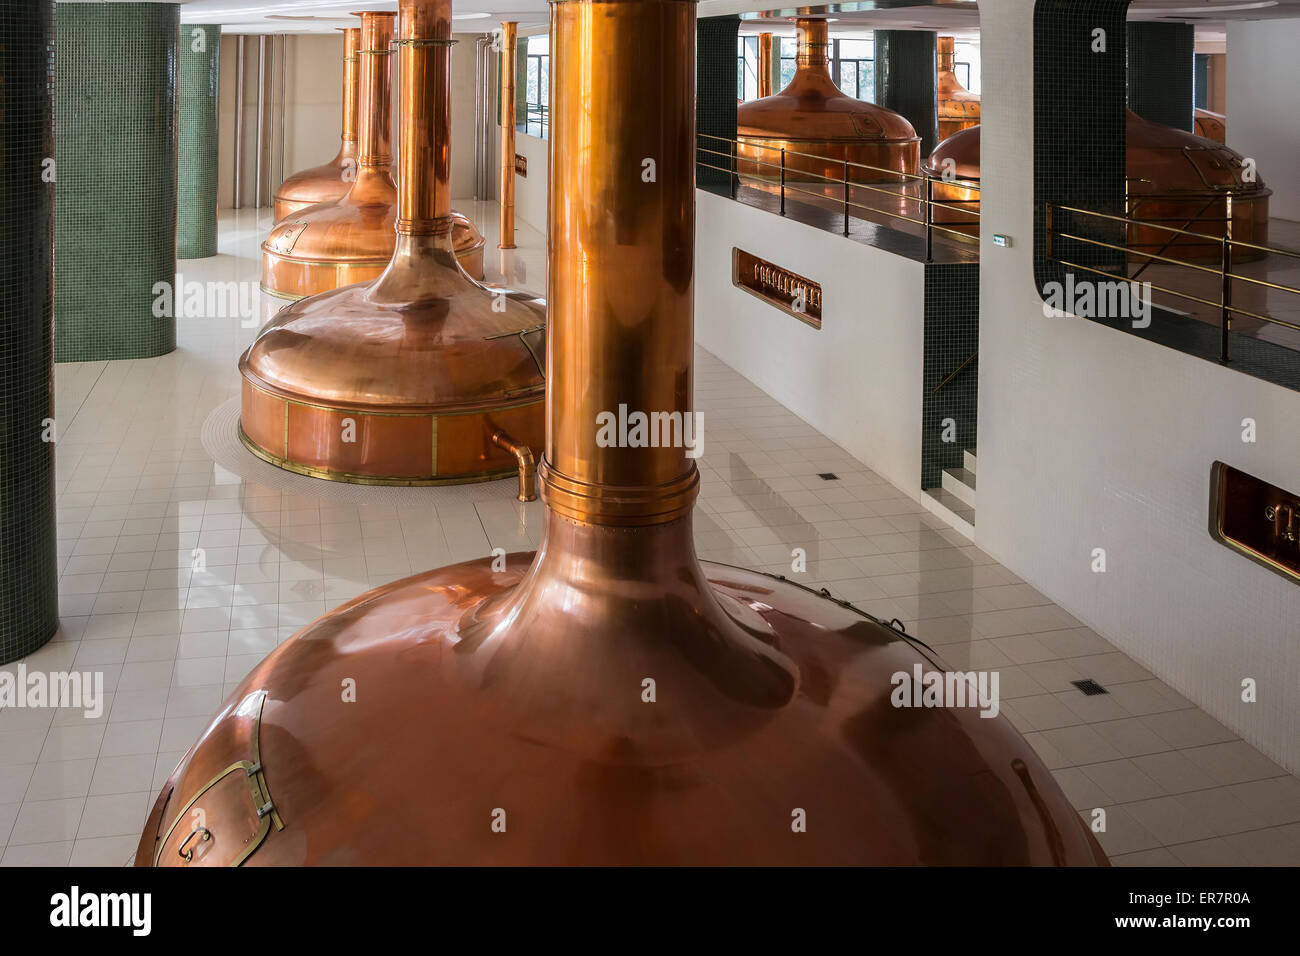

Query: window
left=521, top=35, right=548, bottom=138
left=834, top=38, right=873, bottom=100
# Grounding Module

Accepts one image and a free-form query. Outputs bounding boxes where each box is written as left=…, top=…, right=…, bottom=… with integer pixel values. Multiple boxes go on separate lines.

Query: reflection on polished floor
left=2, top=207, right=1298, bottom=867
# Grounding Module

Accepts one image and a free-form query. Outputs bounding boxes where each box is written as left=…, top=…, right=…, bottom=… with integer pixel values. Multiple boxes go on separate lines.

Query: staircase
left=922, top=448, right=976, bottom=539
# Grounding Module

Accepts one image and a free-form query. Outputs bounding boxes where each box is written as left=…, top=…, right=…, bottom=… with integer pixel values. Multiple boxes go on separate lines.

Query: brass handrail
left=696, top=133, right=980, bottom=260
left=1047, top=202, right=1300, bottom=365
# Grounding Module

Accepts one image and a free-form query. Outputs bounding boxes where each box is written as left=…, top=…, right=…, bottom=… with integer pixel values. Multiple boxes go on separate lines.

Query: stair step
left=942, top=466, right=977, bottom=508
left=922, top=487, right=975, bottom=540
left=963, top=448, right=978, bottom=475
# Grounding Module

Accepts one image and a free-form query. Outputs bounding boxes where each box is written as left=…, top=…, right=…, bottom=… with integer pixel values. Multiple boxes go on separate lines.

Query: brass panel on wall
left=1210, top=461, right=1300, bottom=585
left=732, top=248, right=822, bottom=328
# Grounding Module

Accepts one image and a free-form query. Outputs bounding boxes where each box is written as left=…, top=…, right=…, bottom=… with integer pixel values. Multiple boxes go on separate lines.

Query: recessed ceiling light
left=453, top=12, right=491, bottom=19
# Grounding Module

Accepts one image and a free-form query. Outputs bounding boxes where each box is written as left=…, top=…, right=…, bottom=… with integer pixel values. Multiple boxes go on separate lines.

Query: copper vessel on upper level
left=1194, top=108, right=1226, bottom=144
left=272, top=27, right=362, bottom=222
left=924, top=111, right=1271, bottom=259
left=737, top=17, right=919, bottom=212
left=139, top=0, right=1107, bottom=868
left=936, top=36, right=980, bottom=141
left=241, top=0, right=543, bottom=487
left=262, top=11, right=485, bottom=298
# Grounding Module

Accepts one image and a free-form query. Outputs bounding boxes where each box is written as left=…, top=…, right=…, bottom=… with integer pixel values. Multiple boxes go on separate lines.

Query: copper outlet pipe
left=498, top=20, right=517, bottom=249
left=758, top=32, right=774, bottom=98
left=491, top=428, right=537, bottom=502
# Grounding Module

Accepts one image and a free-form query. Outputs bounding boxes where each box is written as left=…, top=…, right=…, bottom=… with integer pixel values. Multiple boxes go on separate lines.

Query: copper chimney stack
left=737, top=17, right=919, bottom=213
left=272, top=27, right=362, bottom=222
left=261, top=10, right=486, bottom=298
left=757, top=32, right=774, bottom=99
left=239, top=0, right=544, bottom=486
left=498, top=20, right=517, bottom=249
left=935, top=36, right=980, bottom=141
left=138, top=0, right=1107, bottom=867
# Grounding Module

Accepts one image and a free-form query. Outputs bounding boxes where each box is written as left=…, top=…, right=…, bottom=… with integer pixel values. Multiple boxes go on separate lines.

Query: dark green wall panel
left=178, top=23, right=221, bottom=258
left=1, top=0, right=59, bottom=662
left=55, top=1, right=178, bottom=361
left=874, top=30, right=939, bottom=157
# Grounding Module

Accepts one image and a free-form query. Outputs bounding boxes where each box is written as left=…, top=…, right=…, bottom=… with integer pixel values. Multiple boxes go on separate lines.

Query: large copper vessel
left=240, top=0, right=543, bottom=487
left=272, top=27, right=362, bottom=221
left=262, top=11, right=485, bottom=298
left=924, top=111, right=1271, bottom=259
left=936, top=36, right=980, bottom=141
left=139, top=0, right=1107, bottom=867
left=737, top=18, right=919, bottom=204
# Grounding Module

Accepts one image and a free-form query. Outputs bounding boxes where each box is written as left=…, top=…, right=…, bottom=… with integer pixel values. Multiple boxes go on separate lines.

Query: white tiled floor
left=3, top=204, right=1298, bottom=867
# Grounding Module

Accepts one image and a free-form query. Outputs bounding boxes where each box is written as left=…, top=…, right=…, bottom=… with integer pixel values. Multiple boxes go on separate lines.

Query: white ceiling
left=59, top=0, right=1300, bottom=35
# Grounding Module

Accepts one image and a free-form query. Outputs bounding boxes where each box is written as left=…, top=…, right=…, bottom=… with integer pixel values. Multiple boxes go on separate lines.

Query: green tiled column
left=55, top=2, right=179, bottom=361
left=1, top=0, right=59, bottom=663
left=178, top=23, right=221, bottom=258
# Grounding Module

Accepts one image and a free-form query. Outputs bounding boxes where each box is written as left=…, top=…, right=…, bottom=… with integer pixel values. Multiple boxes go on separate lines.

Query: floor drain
left=1071, top=678, right=1109, bottom=696
left=818, top=473, right=839, bottom=480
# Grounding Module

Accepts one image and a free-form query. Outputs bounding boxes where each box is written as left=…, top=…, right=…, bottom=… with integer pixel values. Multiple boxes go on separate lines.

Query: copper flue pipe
left=340, top=27, right=361, bottom=146
left=796, top=17, right=830, bottom=71
left=491, top=428, right=537, bottom=502
left=356, top=11, right=395, bottom=171
left=543, top=0, right=697, bottom=527
left=395, top=0, right=453, bottom=233
left=498, top=20, right=517, bottom=249
left=758, top=32, right=774, bottom=98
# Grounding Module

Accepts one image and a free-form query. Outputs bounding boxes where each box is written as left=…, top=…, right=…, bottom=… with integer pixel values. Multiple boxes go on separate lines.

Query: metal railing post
left=924, top=175, right=933, bottom=263
left=1220, top=193, right=1234, bottom=364
left=731, top=140, right=738, bottom=200
left=842, top=158, right=849, bottom=236
left=779, top=147, right=786, bottom=217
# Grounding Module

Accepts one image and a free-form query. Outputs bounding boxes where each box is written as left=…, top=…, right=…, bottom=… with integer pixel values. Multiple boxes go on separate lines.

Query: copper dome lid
left=922, top=122, right=981, bottom=182
left=262, top=11, right=485, bottom=298
left=273, top=27, right=363, bottom=222
left=140, top=0, right=1106, bottom=868
left=240, top=0, right=542, bottom=487
left=738, top=19, right=919, bottom=145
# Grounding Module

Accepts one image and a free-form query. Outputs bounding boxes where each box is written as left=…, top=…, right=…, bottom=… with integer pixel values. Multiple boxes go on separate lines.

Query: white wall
left=513, top=131, right=549, bottom=233
left=980, top=0, right=1300, bottom=773
left=695, top=191, right=926, bottom=497
left=1226, top=19, right=1300, bottom=221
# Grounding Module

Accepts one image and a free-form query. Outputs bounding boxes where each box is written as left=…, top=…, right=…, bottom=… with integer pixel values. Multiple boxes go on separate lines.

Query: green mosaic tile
left=1, top=0, right=59, bottom=662
left=54, top=1, right=178, bottom=362
left=178, top=23, right=221, bottom=259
